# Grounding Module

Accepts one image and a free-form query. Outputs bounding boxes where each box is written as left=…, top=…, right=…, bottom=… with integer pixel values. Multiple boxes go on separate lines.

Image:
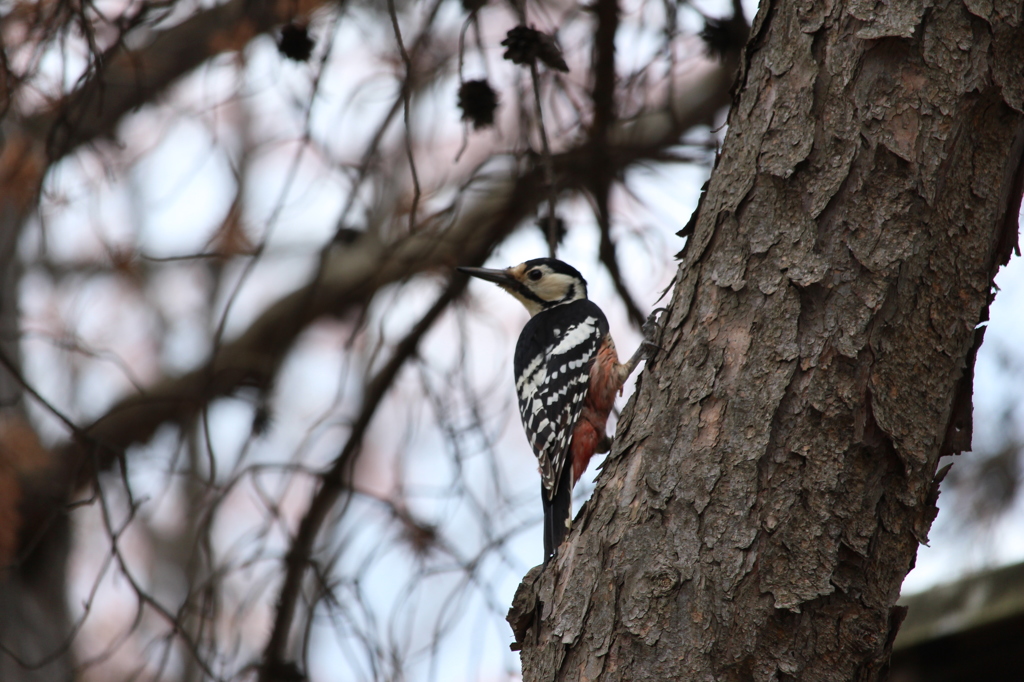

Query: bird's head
left=458, top=258, right=588, bottom=317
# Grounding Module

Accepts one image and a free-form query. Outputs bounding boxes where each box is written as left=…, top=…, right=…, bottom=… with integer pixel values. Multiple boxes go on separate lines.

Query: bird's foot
left=641, top=307, right=668, bottom=359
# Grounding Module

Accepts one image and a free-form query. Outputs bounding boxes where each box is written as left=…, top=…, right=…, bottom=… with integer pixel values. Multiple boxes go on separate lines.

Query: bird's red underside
left=571, top=341, right=623, bottom=483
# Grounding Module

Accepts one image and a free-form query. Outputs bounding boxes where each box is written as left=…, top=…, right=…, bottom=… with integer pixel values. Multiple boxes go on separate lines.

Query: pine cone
left=700, top=16, right=746, bottom=60
left=457, top=80, right=499, bottom=129
left=278, top=23, right=314, bottom=62
left=536, top=214, right=567, bottom=246
left=501, top=26, right=569, bottom=73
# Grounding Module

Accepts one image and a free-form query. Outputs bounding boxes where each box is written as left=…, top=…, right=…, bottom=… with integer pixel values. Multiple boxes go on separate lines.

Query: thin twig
left=0, top=350, right=79, bottom=435
left=590, top=0, right=618, bottom=145
left=588, top=0, right=645, bottom=327
left=528, top=62, right=560, bottom=257
left=259, top=277, right=466, bottom=679
left=592, top=187, right=647, bottom=326
left=388, top=0, right=422, bottom=233
left=331, top=0, right=445, bottom=239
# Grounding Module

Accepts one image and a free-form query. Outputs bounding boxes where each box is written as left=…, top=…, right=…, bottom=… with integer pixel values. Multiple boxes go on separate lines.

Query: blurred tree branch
left=259, top=276, right=465, bottom=681
left=0, top=0, right=348, bottom=314
left=0, top=1, right=747, bottom=678
left=17, top=39, right=742, bottom=559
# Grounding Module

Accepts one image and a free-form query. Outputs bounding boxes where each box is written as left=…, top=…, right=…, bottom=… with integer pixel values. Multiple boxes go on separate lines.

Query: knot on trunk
left=507, top=564, right=545, bottom=650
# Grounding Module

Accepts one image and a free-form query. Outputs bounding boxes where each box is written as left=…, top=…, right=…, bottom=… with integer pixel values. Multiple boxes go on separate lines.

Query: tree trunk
left=0, top=142, right=74, bottom=682
left=510, top=1, right=1024, bottom=680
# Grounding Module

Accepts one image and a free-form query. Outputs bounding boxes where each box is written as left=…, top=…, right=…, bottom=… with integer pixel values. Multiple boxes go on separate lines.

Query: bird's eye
left=528, top=269, right=543, bottom=281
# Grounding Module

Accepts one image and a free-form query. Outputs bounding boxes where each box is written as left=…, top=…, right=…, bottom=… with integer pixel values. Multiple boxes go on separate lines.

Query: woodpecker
left=459, top=258, right=658, bottom=562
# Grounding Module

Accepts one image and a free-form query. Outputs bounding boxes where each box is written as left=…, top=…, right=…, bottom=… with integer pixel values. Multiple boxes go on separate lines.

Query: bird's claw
left=641, top=307, right=667, bottom=357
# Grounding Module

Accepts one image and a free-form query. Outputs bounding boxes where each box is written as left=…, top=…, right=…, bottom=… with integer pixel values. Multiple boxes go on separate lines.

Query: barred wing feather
left=513, top=300, right=609, bottom=499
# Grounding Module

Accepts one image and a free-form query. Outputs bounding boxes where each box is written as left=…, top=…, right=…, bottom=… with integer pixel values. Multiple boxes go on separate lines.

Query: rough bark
left=510, top=1, right=1024, bottom=680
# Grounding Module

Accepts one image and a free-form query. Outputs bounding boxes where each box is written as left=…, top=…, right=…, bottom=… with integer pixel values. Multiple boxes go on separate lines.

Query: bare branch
left=16, top=47, right=740, bottom=564
left=27, top=0, right=341, bottom=163
left=259, top=277, right=466, bottom=679
left=387, top=0, right=426, bottom=233
left=585, top=0, right=646, bottom=326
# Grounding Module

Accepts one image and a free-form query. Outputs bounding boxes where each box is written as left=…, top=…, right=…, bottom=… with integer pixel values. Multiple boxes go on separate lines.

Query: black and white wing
left=513, top=299, right=609, bottom=499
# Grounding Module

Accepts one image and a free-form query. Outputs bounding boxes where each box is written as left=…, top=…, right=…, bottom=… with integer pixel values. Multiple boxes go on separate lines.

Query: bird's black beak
left=457, top=266, right=515, bottom=287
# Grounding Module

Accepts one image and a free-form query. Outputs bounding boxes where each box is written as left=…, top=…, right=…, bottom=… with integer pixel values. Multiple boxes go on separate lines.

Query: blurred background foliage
left=0, top=0, right=1021, bottom=680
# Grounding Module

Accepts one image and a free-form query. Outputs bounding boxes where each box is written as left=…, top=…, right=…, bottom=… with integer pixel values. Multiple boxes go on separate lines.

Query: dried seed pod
left=700, top=16, right=746, bottom=60
left=278, top=22, right=314, bottom=62
left=501, top=26, right=569, bottom=73
left=457, top=80, right=499, bottom=129
left=535, top=214, right=567, bottom=246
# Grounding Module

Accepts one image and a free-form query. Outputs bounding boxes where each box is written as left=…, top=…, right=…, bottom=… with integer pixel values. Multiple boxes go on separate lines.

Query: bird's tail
left=542, top=462, right=573, bottom=563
